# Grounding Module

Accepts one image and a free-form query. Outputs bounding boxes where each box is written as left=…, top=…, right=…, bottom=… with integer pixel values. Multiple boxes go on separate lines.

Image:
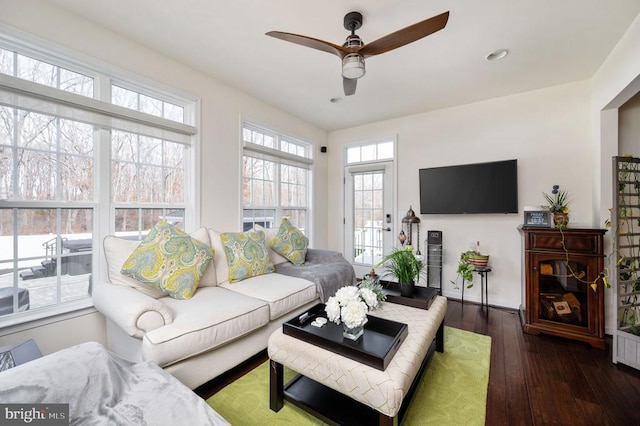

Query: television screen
left=419, top=159, right=518, bottom=214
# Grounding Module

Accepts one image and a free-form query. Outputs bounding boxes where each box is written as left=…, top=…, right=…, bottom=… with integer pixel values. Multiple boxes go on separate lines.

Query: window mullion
left=11, top=108, right=18, bottom=200
left=275, top=162, right=281, bottom=224
left=55, top=207, right=62, bottom=304
left=55, top=117, right=61, bottom=202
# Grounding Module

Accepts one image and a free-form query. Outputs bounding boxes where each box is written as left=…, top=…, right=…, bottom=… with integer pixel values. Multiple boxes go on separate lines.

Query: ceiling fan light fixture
left=342, top=53, right=366, bottom=79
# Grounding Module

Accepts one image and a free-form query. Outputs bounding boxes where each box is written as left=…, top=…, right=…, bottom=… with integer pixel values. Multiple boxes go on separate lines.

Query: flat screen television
left=419, top=159, right=518, bottom=214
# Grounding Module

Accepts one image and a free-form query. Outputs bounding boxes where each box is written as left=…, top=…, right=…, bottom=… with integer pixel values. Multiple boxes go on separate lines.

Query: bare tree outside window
left=0, top=44, right=192, bottom=321
left=242, top=123, right=311, bottom=234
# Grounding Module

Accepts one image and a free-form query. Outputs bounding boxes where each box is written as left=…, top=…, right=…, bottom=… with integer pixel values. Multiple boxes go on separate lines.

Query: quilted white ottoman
left=268, top=295, right=447, bottom=426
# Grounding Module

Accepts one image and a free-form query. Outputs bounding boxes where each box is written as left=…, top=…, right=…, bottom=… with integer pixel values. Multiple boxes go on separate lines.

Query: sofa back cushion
left=208, top=229, right=230, bottom=285
left=189, top=228, right=217, bottom=287
left=104, top=236, right=166, bottom=299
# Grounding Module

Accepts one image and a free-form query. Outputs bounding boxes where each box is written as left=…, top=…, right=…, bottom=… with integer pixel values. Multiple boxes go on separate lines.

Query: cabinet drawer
left=526, top=230, right=604, bottom=255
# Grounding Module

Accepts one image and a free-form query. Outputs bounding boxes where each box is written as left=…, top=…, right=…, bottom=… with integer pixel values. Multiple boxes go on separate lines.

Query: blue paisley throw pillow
left=270, top=217, right=308, bottom=266
left=220, top=230, right=274, bottom=283
left=120, top=221, right=214, bottom=299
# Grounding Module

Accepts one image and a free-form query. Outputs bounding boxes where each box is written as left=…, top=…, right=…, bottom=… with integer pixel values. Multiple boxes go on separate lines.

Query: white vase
left=343, top=323, right=364, bottom=341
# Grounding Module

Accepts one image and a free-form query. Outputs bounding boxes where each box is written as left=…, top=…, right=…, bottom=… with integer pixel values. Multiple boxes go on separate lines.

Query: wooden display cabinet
left=519, top=227, right=607, bottom=349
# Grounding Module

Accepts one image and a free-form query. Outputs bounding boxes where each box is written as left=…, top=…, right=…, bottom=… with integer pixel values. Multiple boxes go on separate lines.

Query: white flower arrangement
left=325, top=281, right=386, bottom=329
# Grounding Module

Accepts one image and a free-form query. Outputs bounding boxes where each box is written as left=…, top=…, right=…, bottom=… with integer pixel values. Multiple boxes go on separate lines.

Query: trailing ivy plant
left=554, top=158, right=640, bottom=336
left=613, top=156, right=640, bottom=335
left=450, top=251, right=476, bottom=289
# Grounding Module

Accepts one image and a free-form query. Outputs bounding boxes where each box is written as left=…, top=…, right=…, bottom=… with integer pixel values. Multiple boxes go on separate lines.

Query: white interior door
left=345, top=162, right=394, bottom=279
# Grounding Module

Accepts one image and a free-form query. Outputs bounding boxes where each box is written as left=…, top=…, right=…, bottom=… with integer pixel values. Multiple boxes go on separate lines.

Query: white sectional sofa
left=93, top=227, right=355, bottom=389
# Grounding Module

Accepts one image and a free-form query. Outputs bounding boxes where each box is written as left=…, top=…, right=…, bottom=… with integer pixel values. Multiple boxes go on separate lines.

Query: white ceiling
left=45, top=0, right=640, bottom=131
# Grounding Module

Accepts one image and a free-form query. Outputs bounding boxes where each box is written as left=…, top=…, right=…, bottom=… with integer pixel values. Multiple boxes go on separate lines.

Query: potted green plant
left=376, top=246, right=425, bottom=297
left=543, top=184, right=570, bottom=228
left=451, top=251, right=476, bottom=289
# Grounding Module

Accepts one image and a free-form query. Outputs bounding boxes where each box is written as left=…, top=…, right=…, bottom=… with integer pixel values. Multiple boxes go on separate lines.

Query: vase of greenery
left=376, top=246, right=425, bottom=297
left=543, top=184, right=570, bottom=228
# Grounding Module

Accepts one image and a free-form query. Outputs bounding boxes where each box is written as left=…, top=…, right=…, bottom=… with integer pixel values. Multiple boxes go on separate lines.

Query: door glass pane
left=538, top=259, right=589, bottom=328
left=353, top=171, right=384, bottom=265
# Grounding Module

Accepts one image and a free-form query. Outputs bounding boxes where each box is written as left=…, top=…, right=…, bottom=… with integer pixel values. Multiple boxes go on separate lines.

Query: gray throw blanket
left=276, top=248, right=356, bottom=302
left=0, top=342, right=229, bottom=426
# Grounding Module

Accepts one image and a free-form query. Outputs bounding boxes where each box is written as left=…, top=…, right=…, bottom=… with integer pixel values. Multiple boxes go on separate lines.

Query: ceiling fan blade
left=343, top=78, right=357, bottom=96
left=266, top=31, right=349, bottom=58
left=358, top=11, right=449, bottom=57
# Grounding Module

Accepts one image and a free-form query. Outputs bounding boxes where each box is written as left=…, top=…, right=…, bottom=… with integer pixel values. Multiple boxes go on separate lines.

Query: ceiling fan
left=266, top=11, right=449, bottom=96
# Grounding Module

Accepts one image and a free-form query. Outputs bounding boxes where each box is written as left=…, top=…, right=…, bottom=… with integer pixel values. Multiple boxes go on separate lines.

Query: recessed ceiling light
left=330, top=97, right=343, bottom=103
left=486, top=49, right=509, bottom=61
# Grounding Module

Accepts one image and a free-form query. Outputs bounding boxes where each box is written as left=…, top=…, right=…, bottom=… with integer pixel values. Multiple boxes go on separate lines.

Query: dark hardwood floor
left=196, top=299, right=640, bottom=425
left=446, top=299, right=640, bottom=426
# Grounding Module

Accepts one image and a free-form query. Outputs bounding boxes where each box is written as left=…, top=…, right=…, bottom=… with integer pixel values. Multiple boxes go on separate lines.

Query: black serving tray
left=283, top=304, right=408, bottom=370
left=381, top=281, right=438, bottom=310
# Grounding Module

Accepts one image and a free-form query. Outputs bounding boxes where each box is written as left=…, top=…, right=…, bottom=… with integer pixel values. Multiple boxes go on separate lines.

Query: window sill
left=0, top=299, right=95, bottom=337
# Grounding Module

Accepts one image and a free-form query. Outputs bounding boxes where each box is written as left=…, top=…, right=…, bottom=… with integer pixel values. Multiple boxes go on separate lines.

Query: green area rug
left=207, top=327, right=491, bottom=425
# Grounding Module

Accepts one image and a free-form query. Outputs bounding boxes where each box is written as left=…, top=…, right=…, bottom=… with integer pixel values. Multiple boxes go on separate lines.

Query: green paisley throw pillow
left=270, top=217, right=308, bottom=266
left=220, top=230, right=274, bottom=283
left=121, top=221, right=214, bottom=299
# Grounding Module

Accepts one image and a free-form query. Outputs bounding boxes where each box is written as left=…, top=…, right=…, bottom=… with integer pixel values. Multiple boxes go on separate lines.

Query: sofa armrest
left=93, top=283, right=174, bottom=339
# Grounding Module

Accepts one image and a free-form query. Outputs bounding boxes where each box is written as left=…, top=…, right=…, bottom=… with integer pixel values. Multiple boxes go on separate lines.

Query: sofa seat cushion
left=141, top=286, right=270, bottom=367
left=220, top=273, right=316, bottom=321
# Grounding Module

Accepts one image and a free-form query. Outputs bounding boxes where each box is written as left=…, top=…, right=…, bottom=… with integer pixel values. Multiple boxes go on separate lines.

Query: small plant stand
left=461, top=267, right=492, bottom=308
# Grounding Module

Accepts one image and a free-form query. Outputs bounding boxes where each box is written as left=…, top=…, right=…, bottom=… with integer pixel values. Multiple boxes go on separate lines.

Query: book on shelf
left=553, top=300, right=572, bottom=315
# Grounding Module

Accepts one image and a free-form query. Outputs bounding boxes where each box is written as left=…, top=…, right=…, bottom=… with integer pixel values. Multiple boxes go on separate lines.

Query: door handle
left=381, top=227, right=391, bottom=232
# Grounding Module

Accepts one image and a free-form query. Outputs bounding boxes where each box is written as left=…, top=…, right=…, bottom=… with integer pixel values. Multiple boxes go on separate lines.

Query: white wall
left=327, top=81, right=593, bottom=309
left=619, top=92, right=640, bottom=156
left=0, top=0, right=328, bottom=352
left=591, top=12, right=640, bottom=334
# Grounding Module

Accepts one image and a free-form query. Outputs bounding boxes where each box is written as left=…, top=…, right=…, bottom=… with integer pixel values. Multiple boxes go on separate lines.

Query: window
left=241, top=122, right=312, bottom=236
left=346, top=141, right=394, bottom=164
left=0, top=37, right=197, bottom=325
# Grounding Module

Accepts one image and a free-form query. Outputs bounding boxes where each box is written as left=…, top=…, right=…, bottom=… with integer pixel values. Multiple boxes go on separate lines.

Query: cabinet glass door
left=537, top=259, right=589, bottom=328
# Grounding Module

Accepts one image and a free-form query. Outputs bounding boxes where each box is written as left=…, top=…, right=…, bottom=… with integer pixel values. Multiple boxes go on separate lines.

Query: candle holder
left=401, top=206, right=421, bottom=255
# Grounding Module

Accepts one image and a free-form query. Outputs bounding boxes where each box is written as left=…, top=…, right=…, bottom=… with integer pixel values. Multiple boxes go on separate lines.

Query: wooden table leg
left=436, top=319, right=445, bottom=353
left=269, top=359, right=284, bottom=412
left=378, top=412, right=398, bottom=426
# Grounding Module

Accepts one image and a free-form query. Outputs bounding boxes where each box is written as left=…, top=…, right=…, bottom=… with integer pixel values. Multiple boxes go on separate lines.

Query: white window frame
left=0, top=27, right=200, bottom=329
left=241, top=120, right=313, bottom=240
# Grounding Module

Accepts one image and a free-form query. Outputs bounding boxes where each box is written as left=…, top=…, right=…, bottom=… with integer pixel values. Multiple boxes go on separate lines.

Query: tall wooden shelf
left=612, top=156, right=640, bottom=369
left=519, top=227, right=606, bottom=349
